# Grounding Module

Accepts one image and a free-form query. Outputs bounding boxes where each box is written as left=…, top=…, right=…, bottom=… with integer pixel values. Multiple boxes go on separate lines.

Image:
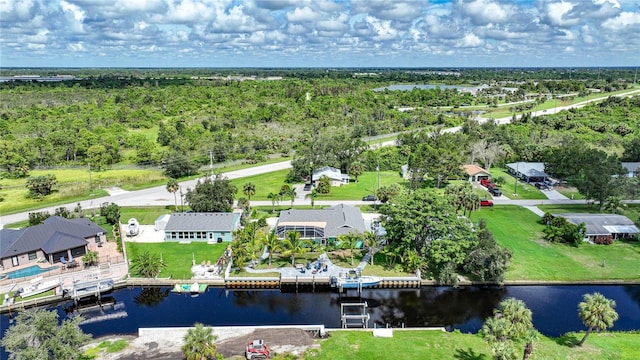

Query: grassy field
left=306, top=330, right=640, bottom=360
left=316, top=171, right=404, bottom=200
left=125, top=242, right=227, bottom=279
left=476, top=206, right=640, bottom=281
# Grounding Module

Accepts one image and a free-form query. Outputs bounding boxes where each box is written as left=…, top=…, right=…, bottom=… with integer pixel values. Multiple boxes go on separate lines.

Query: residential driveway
left=543, top=189, right=569, bottom=200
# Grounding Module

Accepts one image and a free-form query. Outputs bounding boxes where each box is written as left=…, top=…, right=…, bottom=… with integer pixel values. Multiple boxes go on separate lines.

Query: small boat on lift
left=330, top=269, right=381, bottom=290
left=18, top=277, right=61, bottom=298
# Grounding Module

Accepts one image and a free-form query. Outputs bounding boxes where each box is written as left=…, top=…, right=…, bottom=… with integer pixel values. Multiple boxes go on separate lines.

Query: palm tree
left=131, top=251, right=166, bottom=278
left=243, top=182, right=256, bottom=207
left=482, top=298, right=536, bottom=360
left=603, top=196, right=626, bottom=215
left=578, top=292, right=619, bottom=346
left=261, top=229, right=282, bottom=268
left=166, top=178, right=179, bottom=211
left=282, top=231, right=310, bottom=267
left=181, top=323, right=217, bottom=360
left=339, top=232, right=361, bottom=267
left=288, top=187, right=297, bottom=208
left=82, top=251, right=99, bottom=267
left=305, top=188, right=318, bottom=208
left=363, top=231, right=380, bottom=266
left=267, top=192, right=279, bottom=213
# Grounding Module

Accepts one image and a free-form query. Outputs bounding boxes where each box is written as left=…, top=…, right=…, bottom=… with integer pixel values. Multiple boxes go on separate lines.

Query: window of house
left=28, top=251, right=37, bottom=261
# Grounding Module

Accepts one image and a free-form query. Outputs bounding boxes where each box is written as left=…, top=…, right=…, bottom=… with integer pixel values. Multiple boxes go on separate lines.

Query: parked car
left=480, top=199, right=494, bottom=207
left=535, top=182, right=549, bottom=190
left=303, top=183, right=312, bottom=191
left=479, top=178, right=493, bottom=187
left=489, top=187, right=502, bottom=196
left=362, top=194, right=377, bottom=201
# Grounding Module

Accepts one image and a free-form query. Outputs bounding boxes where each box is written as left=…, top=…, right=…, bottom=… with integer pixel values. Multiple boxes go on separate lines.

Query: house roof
left=312, top=166, right=347, bottom=182
left=556, top=213, right=640, bottom=236
left=462, top=164, right=491, bottom=176
left=506, top=162, right=548, bottom=179
left=277, top=204, right=366, bottom=238
left=0, top=216, right=103, bottom=258
left=622, top=162, right=640, bottom=173
left=164, top=212, right=240, bottom=232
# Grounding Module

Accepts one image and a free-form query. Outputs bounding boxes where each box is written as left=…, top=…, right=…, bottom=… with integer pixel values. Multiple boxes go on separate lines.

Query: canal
left=1, top=285, right=639, bottom=355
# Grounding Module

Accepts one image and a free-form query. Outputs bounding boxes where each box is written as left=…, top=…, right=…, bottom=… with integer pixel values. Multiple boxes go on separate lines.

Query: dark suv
left=489, top=187, right=502, bottom=196
left=362, top=194, right=377, bottom=201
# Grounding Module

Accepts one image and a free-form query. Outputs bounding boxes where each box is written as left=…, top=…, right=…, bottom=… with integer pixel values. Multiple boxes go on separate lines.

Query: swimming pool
left=3, top=265, right=59, bottom=279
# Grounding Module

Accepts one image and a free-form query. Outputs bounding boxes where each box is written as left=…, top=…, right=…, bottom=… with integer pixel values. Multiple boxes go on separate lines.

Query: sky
left=1, top=0, right=640, bottom=68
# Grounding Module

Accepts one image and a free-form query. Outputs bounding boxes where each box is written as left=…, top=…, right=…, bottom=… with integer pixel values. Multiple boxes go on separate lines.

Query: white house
left=312, top=166, right=350, bottom=187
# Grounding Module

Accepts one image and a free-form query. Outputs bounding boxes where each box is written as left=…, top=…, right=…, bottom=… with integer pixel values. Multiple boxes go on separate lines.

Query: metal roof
left=164, top=212, right=241, bottom=232
left=556, top=213, right=639, bottom=236
left=506, top=162, right=548, bottom=178
left=277, top=204, right=365, bottom=238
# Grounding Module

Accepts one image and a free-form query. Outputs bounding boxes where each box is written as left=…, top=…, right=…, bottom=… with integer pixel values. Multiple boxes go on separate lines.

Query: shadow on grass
left=555, top=333, right=580, bottom=348
left=454, top=347, right=488, bottom=360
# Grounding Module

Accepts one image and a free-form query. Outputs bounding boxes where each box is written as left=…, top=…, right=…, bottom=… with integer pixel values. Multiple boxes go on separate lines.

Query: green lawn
left=120, top=207, right=173, bottom=225
left=305, top=330, right=640, bottom=360
left=230, top=169, right=290, bottom=200
left=317, top=171, right=404, bottom=200
left=489, top=168, right=547, bottom=200
left=125, top=242, right=227, bottom=280
left=477, top=206, right=640, bottom=281
left=538, top=204, right=640, bottom=226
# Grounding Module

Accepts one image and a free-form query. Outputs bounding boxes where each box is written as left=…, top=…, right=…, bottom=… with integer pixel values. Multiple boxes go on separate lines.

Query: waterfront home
left=276, top=204, right=365, bottom=244
left=555, top=213, right=640, bottom=242
left=0, top=216, right=105, bottom=270
left=164, top=212, right=241, bottom=243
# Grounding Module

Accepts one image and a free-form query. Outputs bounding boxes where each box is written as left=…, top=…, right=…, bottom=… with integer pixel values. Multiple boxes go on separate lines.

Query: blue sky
left=1, top=0, right=639, bottom=68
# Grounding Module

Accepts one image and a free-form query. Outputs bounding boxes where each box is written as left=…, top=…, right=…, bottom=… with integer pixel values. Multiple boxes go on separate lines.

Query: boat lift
left=340, top=302, right=370, bottom=328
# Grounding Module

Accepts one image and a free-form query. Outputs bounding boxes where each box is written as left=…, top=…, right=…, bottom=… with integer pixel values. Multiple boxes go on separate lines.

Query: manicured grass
left=317, top=171, right=404, bottom=200
left=305, top=330, right=640, bottom=360
left=120, top=207, right=173, bottom=225
left=230, top=169, right=290, bottom=200
left=488, top=168, right=547, bottom=200
left=125, top=242, right=227, bottom=280
left=555, top=186, right=587, bottom=200
left=538, top=204, right=640, bottom=226
left=477, top=206, right=640, bottom=281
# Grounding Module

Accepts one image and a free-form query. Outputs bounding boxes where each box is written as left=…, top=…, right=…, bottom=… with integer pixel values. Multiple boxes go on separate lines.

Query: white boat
left=68, top=279, right=115, bottom=299
left=330, top=269, right=381, bottom=289
left=126, top=218, right=139, bottom=236
left=19, top=277, right=61, bottom=298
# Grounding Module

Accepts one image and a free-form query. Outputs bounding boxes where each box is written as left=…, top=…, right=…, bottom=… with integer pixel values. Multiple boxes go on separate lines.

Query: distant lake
left=373, top=84, right=480, bottom=92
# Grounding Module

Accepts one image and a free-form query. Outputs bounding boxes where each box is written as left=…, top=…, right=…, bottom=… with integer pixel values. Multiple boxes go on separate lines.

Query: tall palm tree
left=288, top=187, right=297, bottom=208
left=282, top=231, right=310, bottom=267
left=267, top=192, right=279, bottom=213
left=261, top=229, right=282, bottom=268
left=305, top=188, right=318, bottom=208
left=363, top=231, right=380, bottom=266
left=181, top=323, right=217, bottom=360
left=578, top=292, right=619, bottom=346
left=166, top=178, right=179, bottom=211
left=243, top=182, right=256, bottom=207
left=339, top=232, right=361, bottom=267
left=482, top=298, right=536, bottom=360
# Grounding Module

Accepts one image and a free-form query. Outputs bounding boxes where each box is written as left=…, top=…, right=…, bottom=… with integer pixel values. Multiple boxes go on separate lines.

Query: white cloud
left=544, top=1, right=579, bottom=27
left=602, top=11, right=640, bottom=30
left=459, top=32, right=483, bottom=47
left=286, top=6, right=319, bottom=22
left=458, top=0, right=512, bottom=25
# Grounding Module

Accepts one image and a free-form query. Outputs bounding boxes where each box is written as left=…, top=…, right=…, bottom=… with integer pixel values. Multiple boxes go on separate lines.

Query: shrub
left=593, top=235, right=614, bottom=245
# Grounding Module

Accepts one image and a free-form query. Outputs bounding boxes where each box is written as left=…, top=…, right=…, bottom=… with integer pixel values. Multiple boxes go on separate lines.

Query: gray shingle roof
left=164, top=212, right=240, bottom=231
left=556, top=213, right=639, bottom=236
left=277, top=204, right=365, bottom=238
left=506, top=162, right=548, bottom=178
left=1, top=216, right=103, bottom=258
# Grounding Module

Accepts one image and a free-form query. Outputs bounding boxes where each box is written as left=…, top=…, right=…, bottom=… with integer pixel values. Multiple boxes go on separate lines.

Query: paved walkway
left=522, top=206, right=545, bottom=217
left=543, top=189, right=569, bottom=200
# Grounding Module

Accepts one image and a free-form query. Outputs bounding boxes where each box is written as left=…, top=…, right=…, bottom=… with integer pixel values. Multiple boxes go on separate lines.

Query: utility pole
left=88, top=162, right=93, bottom=193
left=514, top=162, right=519, bottom=197
left=179, top=186, right=185, bottom=212
left=209, top=150, right=214, bottom=178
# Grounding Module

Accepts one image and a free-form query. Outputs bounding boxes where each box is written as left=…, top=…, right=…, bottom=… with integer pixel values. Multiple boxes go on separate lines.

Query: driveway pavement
left=543, top=189, right=569, bottom=200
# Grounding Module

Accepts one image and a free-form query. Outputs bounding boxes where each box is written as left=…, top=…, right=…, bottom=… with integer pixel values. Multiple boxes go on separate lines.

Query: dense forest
left=0, top=68, right=638, bottom=182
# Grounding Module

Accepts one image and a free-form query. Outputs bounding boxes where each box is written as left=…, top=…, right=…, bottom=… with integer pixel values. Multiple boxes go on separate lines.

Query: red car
left=480, top=199, right=494, bottom=207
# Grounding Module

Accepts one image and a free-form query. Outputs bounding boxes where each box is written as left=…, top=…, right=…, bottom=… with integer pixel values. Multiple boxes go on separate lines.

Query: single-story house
left=164, top=212, right=241, bottom=243
left=462, top=164, right=491, bottom=182
left=506, top=162, right=548, bottom=183
left=312, top=166, right=350, bottom=187
left=622, top=162, right=640, bottom=178
left=0, top=216, right=105, bottom=270
left=276, top=204, right=366, bottom=244
left=155, top=214, right=170, bottom=231
left=555, top=213, right=639, bottom=241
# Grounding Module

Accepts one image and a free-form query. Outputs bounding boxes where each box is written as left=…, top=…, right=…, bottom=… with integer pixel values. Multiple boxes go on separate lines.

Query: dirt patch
left=216, top=328, right=318, bottom=359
